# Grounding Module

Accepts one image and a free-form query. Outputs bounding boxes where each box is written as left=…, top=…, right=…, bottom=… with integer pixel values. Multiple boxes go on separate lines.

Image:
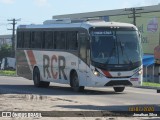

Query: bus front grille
left=105, top=80, right=132, bottom=86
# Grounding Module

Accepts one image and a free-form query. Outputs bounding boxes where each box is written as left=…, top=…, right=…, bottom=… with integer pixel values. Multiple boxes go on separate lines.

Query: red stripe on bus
left=102, top=70, right=112, bottom=78
left=27, top=50, right=36, bottom=69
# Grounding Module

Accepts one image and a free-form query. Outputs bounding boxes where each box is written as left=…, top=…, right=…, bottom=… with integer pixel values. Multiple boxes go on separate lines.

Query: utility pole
left=125, top=8, right=143, bottom=26
left=8, top=18, right=21, bottom=57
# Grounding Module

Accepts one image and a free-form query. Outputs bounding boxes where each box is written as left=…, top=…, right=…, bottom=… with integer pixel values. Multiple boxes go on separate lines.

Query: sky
left=0, top=0, right=160, bottom=35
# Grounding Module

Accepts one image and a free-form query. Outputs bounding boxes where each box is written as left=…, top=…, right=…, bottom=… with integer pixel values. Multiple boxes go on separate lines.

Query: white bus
left=16, top=19, right=143, bottom=92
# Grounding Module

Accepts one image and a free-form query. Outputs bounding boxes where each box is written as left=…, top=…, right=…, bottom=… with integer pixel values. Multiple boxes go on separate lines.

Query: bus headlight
left=92, top=69, right=103, bottom=77
left=134, top=69, right=143, bottom=77
left=93, top=70, right=100, bottom=76
left=138, top=69, right=143, bottom=75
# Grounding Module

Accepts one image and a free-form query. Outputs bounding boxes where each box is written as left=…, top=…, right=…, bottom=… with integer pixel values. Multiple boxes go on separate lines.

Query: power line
left=8, top=18, right=21, bottom=57
left=125, top=8, right=143, bottom=26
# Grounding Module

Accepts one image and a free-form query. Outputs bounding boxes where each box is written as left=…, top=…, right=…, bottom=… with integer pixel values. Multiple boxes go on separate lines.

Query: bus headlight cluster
left=93, top=71, right=100, bottom=76
left=138, top=69, right=143, bottom=75
left=134, top=69, right=143, bottom=77
left=92, top=69, right=103, bottom=77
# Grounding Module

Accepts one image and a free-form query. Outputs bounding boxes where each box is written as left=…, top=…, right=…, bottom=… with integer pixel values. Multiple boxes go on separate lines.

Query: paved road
left=0, top=76, right=159, bottom=112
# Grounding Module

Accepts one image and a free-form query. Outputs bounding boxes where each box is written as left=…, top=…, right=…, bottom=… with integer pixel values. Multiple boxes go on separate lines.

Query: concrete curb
left=135, top=86, right=160, bottom=90
left=134, top=86, right=160, bottom=93
left=0, top=75, right=18, bottom=77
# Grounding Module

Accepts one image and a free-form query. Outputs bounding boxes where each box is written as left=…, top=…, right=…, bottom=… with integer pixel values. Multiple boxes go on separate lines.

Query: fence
left=143, top=54, right=160, bottom=83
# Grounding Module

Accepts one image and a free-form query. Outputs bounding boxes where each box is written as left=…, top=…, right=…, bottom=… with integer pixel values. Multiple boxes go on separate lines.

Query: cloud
left=120, top=0, right=160, bottom=8
left=131, top=0, right=160, bottom=7
left=0, top=0, right=14, bottom=4
left=34, top=0, right=50, bottom=7
left=141, top=0, right=160, bottom=5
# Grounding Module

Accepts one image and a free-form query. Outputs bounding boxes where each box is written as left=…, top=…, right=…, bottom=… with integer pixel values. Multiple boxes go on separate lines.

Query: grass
left=143, top=82, right=160, bottom=87
left=0, top=70, right=16, bottom=76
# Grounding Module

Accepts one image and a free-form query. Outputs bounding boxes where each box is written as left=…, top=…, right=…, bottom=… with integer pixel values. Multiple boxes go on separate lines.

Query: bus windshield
left=90, top=28, right=142, bottom=70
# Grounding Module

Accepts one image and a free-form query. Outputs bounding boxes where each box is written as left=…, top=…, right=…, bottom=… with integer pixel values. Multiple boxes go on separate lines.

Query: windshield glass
left=117, top=31, right=142, bottom=64
left=90, top=28, right=142, bottom=67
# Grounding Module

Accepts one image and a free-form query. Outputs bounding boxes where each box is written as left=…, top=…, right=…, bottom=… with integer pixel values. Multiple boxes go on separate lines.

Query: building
left=53, top=4, right=160, bottom=54
left=0, top=35, right=12, bottom=48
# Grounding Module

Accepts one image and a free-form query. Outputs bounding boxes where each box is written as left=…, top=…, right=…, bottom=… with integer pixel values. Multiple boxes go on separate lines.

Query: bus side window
left=34, top=31, right=42, bottom=49
left=17, top=31, right=24, bottom=48
left=44, top=31, right=53, bottom=49
left=23, top=31, right=30, bottom=48
left=79, top=32, right=88, bottom=63
left=66, top=31, right=78, bottom=50
left=55, top=31, right=66, bottom=50
left=31, top=32, right=35, bottom=48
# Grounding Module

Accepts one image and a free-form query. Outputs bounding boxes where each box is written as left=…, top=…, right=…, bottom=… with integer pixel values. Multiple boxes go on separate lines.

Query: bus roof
left=17, top=21, right=137, bottom=30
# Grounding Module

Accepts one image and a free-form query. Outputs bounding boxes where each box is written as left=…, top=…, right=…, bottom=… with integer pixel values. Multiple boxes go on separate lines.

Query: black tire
left=71, top=72, right=84, bottom=92
left=33, top=67, right=50, bottom=88
left=113, top=87, right=125, bottom=92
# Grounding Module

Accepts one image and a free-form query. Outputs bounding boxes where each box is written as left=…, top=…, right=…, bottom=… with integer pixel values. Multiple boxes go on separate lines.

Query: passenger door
left=78, top=31, right=89, bottom=85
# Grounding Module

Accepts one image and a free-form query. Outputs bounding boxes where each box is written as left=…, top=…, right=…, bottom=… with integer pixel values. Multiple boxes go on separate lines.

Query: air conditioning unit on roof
left=43, top=18, right=71, bottom=24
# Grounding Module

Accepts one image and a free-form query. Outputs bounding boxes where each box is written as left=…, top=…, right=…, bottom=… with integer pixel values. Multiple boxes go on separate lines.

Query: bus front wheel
left=113, top=87, right=125, bottom=92
left=33, top=67, right=50, bottom=88
left=71, top=72, right=84, bottom=92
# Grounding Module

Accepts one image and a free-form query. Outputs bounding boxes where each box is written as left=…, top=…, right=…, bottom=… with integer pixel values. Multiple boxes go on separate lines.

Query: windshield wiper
left=119, top=40, right=133, bottom=65
left=119, top=40, right=124, bottom=55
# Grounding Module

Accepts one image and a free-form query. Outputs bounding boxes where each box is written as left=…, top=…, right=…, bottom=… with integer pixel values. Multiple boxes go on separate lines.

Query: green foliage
left=0, top=70, right=16, bottom=76
left=143, top=82, right=160, bottom=87
left=0, top=44, right=12, bottom=61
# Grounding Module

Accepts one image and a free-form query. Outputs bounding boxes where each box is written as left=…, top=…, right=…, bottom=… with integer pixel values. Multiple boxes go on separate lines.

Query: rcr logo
left=43, top=55, right=67, bottom=80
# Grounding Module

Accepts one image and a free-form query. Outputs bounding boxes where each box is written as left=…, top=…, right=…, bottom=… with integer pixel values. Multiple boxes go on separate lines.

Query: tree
left=0, top=44, right=12, bottom=61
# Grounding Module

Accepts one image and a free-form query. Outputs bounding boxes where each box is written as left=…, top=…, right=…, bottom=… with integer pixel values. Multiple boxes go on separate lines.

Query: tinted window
left=79, top=34, right=87, bottom=62
left=66, top=32, right=78, bottom=50
left=17, top=31, right=23, bottom=48
left=31, top=31, right=42, bottom=49
left=23, top=31, right=30, bottom=48
left=44, top=31, right=53, bottom=49
left=35, top=32, right=42, bottom=48
left=31, top=32, right=35, bottom=48
left=54, top=32, right=66, bottom=49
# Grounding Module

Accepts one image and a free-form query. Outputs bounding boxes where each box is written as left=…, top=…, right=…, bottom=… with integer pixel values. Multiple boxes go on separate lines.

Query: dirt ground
left=0, top=94, right=159, bottom=120
left=0, top=76, right=159, bottom=120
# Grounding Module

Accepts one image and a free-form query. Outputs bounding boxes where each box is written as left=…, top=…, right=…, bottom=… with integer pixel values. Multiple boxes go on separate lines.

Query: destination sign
left=91, top=31, right=113, bottom=35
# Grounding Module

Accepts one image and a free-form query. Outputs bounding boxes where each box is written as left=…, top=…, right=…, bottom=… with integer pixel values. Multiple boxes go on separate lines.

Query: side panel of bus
left=37, top=51, right=79, bottom=84
left=16, top=28, right=91, bottom=86
left=16, top=50, right=32, bottom=80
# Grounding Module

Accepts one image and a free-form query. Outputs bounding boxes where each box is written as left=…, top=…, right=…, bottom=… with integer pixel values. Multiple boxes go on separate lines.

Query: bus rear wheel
left=113, top=87, right=125, bottom=92
left=33, top=67, right=50, bottom=88
left=71, top=72, right=84, bottom=92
